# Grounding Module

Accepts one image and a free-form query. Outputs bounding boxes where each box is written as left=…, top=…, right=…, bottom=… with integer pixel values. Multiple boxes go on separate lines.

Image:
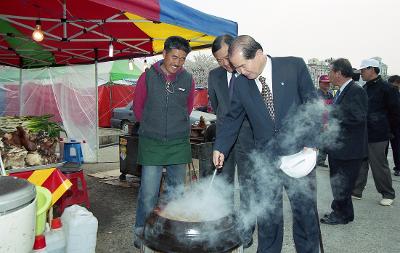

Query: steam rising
left=161, top=176, right=232, bottom=221
left=154, top=100, right=341, bottom=245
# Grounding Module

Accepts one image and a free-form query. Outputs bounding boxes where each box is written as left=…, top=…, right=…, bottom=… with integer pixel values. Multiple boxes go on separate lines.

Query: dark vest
left=138, top=66, right=192, bottom=141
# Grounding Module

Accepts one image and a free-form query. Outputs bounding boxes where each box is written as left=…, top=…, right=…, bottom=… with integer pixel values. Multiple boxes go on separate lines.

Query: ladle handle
left=208, top=168, right=218, bottom=189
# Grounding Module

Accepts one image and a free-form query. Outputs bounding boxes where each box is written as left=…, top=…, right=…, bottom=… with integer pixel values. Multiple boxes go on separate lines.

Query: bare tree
left=185, top=53, right=218, bottom=88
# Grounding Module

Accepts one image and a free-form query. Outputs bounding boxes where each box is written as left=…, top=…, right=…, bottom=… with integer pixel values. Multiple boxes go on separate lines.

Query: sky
left=179, top=0, right=400, bottom=75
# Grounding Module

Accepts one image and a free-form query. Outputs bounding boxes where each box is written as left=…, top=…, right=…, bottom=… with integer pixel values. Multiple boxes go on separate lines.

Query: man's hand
left=213, top=150, right=225, bottom=169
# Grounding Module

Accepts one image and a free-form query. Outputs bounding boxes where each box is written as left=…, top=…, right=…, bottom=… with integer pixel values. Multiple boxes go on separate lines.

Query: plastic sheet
left=0, top=65, right=97, bottom=162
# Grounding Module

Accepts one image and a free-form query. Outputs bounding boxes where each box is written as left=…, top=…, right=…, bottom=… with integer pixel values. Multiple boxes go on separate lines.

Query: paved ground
left=82, top=144, right=400, bottom=253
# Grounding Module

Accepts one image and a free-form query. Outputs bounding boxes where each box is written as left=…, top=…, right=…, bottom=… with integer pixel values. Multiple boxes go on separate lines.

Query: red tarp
left=98, top=85, right=136, bottom=127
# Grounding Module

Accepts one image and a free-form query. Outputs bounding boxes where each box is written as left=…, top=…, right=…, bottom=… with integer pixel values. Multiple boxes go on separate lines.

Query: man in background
left=387, top=75, right=400, bottom=176
left=316, top=74, right=333, bottom=167
left=207, top=34, right=255, bottom=248
left=321, top=58, right=368, bottom=225
left=352, top=59, right=400, bottom=206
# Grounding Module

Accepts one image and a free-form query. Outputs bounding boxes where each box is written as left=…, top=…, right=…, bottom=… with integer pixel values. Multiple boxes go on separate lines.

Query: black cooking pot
left=143, top=208, right=241, bottom=253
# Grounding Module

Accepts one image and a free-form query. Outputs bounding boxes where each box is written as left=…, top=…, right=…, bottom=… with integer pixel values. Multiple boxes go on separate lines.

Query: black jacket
left=363, top=76, right=400, bottom=143
left=328, top=81, right=368, bottom=160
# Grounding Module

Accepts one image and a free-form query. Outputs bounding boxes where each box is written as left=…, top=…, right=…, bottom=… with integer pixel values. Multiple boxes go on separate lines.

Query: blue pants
left=134, top=164, right=186, bottom=234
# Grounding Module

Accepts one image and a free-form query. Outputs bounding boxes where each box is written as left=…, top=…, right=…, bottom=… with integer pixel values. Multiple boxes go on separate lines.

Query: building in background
left=372, top=57, right=388, bottom=80
left=307, top=57, right=389, bottom=86
left=307, top=58, right=332, bottom=87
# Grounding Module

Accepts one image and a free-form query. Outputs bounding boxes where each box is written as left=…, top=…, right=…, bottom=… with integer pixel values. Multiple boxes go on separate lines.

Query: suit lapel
left=217, top=67, right=230, bottom=104
left=336, top=81, right=353, bottom=104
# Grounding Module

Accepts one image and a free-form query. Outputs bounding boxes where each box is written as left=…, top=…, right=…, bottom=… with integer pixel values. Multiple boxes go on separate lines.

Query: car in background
left=110, top=102, right=135, bottom=133
left=110, top=102, right=216, bottom=133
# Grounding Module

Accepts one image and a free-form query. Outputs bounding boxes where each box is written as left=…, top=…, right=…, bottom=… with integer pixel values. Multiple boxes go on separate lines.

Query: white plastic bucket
left=0, top=176, right=37, bottom=253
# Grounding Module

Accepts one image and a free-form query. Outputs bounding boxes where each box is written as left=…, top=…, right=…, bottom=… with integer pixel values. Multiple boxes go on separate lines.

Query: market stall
left=0, top=0, right=238, bottom=162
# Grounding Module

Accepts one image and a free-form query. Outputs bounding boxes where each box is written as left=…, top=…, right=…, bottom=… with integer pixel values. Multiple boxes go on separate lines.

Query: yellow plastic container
left=35, top=186, right=52, bottom=235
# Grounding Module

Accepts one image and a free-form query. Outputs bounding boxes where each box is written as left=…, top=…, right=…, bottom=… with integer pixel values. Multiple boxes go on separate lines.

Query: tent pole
left=95, top=51, right=99, bottom=163
left=19, top=68, right=23, bottom=116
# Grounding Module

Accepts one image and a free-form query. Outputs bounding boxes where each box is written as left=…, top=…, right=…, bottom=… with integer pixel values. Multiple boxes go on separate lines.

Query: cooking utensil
left=143, top=209, right=240, bottom=253
left=208, top=168, right=218, bottom=190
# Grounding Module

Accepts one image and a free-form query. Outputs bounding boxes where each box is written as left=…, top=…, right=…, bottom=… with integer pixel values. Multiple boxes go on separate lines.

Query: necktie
left=333, top=90, right=341, bottom=104
left=228, top=71, right=236, bottom=100
left=259, top=75, right=275, bottom=121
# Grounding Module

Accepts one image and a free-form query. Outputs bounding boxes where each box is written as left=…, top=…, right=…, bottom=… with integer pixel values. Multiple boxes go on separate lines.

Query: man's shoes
left=133, top=238, right=142, bottom=249
left=380, top=198, right=394, bottom=206
left=351, top=195, right=362, bottom=200
left=317, top=162, right=328, bottom=168
left=320, top=213, right=349, bottom=225
left=242, top=237, right=253, bottom=249
left=394, top=170, right=400, bottom=176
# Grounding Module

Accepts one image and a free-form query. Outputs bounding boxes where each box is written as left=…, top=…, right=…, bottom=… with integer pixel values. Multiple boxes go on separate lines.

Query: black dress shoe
left=134, top=238, right=142, bottom=249
left=323, top=212, right=330, bottom=218
left=320, top=213, right=349, bottom=225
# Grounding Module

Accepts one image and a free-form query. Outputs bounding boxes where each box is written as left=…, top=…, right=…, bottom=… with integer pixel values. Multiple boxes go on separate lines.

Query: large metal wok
left=143, top=207, right=241, bottom=253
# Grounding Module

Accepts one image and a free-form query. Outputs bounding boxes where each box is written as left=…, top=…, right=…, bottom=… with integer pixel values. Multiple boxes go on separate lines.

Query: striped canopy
left=0, top=0, right=237, bottom=68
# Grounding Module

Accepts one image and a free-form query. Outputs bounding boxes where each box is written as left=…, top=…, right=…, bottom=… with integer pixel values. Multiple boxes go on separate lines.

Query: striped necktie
left=259, top=75, right=275, bottom=121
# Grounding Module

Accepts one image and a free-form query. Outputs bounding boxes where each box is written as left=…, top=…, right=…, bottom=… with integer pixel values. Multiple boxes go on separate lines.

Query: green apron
left=137, top=136, right=192, bottom=166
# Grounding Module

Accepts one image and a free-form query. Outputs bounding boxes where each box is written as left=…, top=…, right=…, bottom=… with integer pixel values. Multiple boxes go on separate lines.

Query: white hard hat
left=279, top=148, right=317, bottom=178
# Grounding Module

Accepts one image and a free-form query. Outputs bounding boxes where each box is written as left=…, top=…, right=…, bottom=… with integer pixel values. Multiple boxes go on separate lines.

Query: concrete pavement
left=82, top=144, right=400, bottom=253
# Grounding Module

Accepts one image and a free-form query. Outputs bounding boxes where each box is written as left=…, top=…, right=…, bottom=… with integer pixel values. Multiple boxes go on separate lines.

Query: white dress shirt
left=227, top=71, right=233, bottom=87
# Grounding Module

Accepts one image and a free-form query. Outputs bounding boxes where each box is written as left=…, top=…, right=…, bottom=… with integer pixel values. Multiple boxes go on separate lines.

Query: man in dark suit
left=213, top=35, right=320, bottom=253
left=320, top=58, right=368, bottom=225
left=208, top=35, right=255, bottom=248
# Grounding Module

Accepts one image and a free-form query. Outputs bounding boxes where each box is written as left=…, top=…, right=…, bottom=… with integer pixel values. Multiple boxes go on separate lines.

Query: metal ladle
left=208, top=168, right=218, bottom=190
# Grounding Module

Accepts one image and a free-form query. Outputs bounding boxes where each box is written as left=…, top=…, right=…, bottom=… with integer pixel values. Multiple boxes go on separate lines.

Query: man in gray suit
left=208, top=35, right=255, bottom=248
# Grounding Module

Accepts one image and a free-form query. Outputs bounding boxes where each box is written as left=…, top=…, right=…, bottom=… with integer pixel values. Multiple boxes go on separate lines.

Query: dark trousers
left=317, top=149, right=327, bottom=165
left=257, top=169, right=319, bottom=253
left=353, top=141, right=395, bottom=199
left=328, top=157, right=363, bottom=221
left=389, top=129, right=400, bottom=171
left=220, top=141, right=256, bottom=243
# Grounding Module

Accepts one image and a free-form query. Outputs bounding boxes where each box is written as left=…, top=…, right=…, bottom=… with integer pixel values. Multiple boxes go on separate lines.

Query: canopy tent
left=0, top=0, right=237, bottom=68
left=0, top=0, right=238, bottom=162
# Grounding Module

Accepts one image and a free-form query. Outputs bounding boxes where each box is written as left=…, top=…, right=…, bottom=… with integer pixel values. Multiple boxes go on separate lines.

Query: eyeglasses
left=166, top=81, right=174, bottom=93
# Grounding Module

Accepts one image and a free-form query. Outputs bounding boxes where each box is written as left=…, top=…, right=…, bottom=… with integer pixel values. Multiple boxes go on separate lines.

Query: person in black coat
left=320, top=58, right=368, bottom=225
left=352, top=59, right=400, bottom=206
left=387, top=75, right=400, bottom=176
left=207, top=35, right=255, bottom=248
